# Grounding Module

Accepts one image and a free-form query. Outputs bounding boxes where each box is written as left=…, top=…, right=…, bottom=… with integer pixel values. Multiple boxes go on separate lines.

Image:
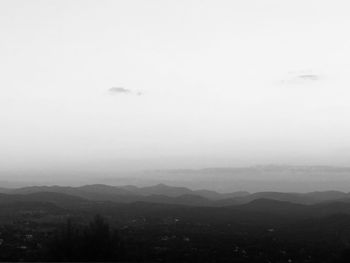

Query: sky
left=1, top=0, right=350, bottom=175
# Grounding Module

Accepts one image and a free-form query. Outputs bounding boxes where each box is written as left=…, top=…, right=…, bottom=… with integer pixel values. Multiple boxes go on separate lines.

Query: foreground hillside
left=0, top=190, right=350, bottom=262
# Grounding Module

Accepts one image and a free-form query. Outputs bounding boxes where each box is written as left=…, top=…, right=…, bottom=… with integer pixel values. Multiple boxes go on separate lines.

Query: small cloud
left=108, top=87, right=144, bottom=96
left=281, top=70, right=322, bottom=85
left=109, top=87, right=131, bottom=94
left=297, top=74, right=320, bottom=81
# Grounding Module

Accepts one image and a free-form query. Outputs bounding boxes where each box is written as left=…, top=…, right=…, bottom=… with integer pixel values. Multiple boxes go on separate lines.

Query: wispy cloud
left=108, top=87, right=144, bottom=97
left=108, top=87, right=132, bottom=94
left=297, top=74, right=320, bottom=81
left=281, top=70, right=322, bottom=85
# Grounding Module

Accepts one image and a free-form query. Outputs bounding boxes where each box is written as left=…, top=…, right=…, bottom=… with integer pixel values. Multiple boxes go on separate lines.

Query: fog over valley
left=2, top=165, right=350, bottom=193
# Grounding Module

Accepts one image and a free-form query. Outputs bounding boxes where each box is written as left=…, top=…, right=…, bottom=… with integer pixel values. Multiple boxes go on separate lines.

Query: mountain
left=3, top=183, right=350, bottom=207
left=1, top=191, right=350, bottom=262
left=0, top=193, right=69, bottom=221
left=215, top=191, right=350, bottom=206
left=113, top=165, right=350, bottom=193
left=125, top=183, right=194, bottom=197
left=10, top=184, right=249, bottom=203
left=143, top=194, right=211, bottom=206
left=11, top=184, right=140, bottom=202
left=8, top=184, right=213, bottom=206
left=0, top=191, right=89, bottom=208
left=194, top=189, right=249, bottom=200
left=120, top=183, right=250, bottom=200
left=0, top=187, right=11, bottom=194
left=236, top=198, right=308, bottom=217
left=304, top=191, right=348, bottom=202
left=12, top=184, right=133, bottom=196
left=3, top=190, right=350, bottom=222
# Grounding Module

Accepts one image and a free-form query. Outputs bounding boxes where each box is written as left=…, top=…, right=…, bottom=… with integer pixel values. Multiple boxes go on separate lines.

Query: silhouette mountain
left=2, top=183, right=350, bottom=207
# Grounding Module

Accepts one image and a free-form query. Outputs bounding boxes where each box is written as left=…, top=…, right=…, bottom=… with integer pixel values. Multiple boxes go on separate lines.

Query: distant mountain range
left=1, top=177, right=350, bottom=262
left=3, top=165, right=350, bottom=192
left=2, top=189, right=350, bottom=224
left=95, top=165, right=350, bottom=193
left=1, top=183, right=350, bottom=262
left=1, top=183, right=350, bottom=207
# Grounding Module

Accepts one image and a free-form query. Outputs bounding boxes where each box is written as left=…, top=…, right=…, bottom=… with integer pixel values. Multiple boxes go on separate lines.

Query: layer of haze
left=1, top=0, right=350, bottom=180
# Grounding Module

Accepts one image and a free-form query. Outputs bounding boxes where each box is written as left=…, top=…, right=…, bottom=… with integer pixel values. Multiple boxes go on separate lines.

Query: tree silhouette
left=82, top=215, right=120, bottom=261
left=46, top=215, right=122, bottom=261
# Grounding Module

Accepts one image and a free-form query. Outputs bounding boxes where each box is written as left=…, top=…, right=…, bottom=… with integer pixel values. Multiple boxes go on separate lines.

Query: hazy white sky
left=1, top=0, right=350, bottom=172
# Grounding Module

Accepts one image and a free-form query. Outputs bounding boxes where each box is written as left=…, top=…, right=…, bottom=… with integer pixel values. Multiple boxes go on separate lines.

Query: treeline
left=44, top=215, right=123, bottom=261
left=41, top=215, right=350, bottom=263
left=2, top=214, right=350, bottom=262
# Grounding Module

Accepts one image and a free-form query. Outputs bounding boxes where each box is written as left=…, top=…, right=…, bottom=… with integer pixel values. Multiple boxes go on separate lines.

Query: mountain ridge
left=1, top=183, right=350, bottom=206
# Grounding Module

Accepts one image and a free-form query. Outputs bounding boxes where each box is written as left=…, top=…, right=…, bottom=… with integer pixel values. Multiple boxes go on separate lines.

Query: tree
left=46, top=215, right=122, bottom=261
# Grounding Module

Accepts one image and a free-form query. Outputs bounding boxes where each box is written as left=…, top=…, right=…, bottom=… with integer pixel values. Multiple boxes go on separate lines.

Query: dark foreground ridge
left=1, top=185, right=350, bottom=262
